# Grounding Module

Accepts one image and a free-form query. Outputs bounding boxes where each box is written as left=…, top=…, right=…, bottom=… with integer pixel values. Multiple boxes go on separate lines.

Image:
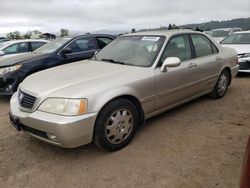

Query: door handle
left=216, top=56, right=222, bottom=61
left=188, top=63, right=197, bottom=68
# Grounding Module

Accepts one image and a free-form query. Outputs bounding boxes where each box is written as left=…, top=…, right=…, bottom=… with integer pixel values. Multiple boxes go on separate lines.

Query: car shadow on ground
left=237, top=73, right=250, bottom=78
left=0, top=95, right=11, bottom=103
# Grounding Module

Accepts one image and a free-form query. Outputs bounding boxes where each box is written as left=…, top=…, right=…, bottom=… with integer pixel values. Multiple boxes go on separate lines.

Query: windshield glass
left=0, top=41, right=10, bottom=49
left=211, top=30, right=230, bottom=37
left=95, top=35, right=165, bottom=67
left=221, top=33, right=250, bottom=44
left=34, top=37, right=72, bottom=54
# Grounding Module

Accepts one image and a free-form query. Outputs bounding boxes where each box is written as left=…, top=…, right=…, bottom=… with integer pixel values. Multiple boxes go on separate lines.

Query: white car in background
left=0, top=39, right=48, bottom=58
left=220, top=31, right=250, bottom=73
left=210, top=28, right=242, bottom=42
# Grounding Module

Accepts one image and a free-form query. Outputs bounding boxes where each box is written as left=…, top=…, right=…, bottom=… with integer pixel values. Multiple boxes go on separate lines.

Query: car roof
left=1, top=39, right=48, bottom=45
left=211, top=28, right=242, bottom=31
left=68, top=34, right=116, bottom=39
left=123, top=29, right=203, bottom=37
left=233, top=30, right=250, bottom=34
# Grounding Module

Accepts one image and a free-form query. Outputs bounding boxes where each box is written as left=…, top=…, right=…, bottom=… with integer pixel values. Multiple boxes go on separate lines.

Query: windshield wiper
left=101, top=58, right=126, bottom=65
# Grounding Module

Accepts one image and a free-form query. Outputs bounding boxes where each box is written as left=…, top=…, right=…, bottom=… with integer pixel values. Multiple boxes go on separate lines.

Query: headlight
left=0, top=64, right=22, bottom=76
left=38, top=98, right=88, bottom=116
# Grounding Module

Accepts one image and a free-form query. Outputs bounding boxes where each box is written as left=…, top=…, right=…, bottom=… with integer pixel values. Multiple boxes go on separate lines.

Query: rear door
left=189, top=34, right=221, bottom=93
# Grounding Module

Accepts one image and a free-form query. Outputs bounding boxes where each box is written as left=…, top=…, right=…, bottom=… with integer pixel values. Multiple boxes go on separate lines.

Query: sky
left=0, top=0, right=249, bottom=36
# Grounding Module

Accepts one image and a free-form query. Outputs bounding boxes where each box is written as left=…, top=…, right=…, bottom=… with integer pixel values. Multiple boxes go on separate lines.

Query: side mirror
left=0, top=51, right=5, bottom=56
left=161, top=57, right=181, bottom=72
left=60, top=47, right=72, bottom=56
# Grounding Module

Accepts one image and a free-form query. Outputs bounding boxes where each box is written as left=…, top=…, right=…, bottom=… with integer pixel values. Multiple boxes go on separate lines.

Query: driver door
left=155, top=34, right=198, bottom=110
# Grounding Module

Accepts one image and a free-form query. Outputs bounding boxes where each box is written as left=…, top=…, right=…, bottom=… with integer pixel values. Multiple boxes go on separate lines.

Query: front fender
left=88, top=86, right=141, bottom=113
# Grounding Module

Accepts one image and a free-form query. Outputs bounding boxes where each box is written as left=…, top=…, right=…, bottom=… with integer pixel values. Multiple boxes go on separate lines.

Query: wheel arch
left=92, top=93, right=146, bottom=142
left=221, top=67, right=232, bottom=85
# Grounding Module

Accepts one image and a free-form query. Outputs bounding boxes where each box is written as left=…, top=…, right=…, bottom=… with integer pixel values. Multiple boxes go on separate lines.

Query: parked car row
left=7, top=30, right=239, bottom=151
left=0, top=34, right=115, bottom=95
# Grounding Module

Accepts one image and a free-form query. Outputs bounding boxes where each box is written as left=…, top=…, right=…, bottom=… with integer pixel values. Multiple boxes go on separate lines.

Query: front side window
left=95, top=35, right=165, bottom=67
left=67, top=37, right=96, bottom=53
left=160, top=35, right=191, bottom=65
left=4, top=42, right=28, bottom=54
left=191, top=35, right=213, bottom=58
left=221, top=33, right=250, bottom=44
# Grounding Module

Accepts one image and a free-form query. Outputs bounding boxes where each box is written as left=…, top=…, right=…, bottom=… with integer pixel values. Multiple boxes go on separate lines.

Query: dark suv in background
left=0, top=34, right=115, bottom=95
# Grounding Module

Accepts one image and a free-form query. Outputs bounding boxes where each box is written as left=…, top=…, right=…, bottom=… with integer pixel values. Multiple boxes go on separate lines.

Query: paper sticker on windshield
left=141, top=37, right=160, bottom=41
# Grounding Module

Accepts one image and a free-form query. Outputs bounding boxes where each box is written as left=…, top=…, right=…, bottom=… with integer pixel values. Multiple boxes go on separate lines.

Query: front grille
left=18, top=90, right=37, bottom=109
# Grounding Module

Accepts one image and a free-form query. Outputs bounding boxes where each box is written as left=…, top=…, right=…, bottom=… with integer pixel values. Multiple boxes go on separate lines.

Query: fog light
left=46, top=133, right=59, bottom=142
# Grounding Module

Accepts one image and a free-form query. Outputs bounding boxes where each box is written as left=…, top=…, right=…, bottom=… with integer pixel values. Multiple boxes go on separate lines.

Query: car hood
left=221, top=44, right=250, bottom=54
left=20, top=60, right=141, bottom=98
left=0, top=52, right=48, bottom=68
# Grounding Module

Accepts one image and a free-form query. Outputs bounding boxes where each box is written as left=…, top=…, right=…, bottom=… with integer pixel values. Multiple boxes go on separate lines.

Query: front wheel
left=210, top=70, right=230, bottom=99
left=94, top=99, right=139, bottom=151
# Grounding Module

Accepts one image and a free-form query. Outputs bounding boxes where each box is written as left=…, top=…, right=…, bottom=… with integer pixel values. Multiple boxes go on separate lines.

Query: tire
left=94, top=99, right=139, bottom=151
left=210, top=70, right=230, bottom=99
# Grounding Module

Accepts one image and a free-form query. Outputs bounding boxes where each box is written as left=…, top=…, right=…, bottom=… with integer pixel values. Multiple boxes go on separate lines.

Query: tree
left=32, top=30, right=42, bottom=35
left=60, top=28, right=69, bottom=37
left=23, top=31, right=32, bottom=39
left=7, top=31, right=21, bottom=39
left=168, top=24, right=172, bottom=30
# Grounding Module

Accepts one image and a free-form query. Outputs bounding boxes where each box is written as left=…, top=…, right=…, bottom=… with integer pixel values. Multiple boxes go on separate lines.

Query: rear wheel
left=210, top=70, right=230, bottom=99
left=94, top=99, right=139, bottom=151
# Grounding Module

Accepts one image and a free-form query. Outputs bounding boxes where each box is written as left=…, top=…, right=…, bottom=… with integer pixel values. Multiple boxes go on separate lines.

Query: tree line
left=6, top=28, right=69, bottom=39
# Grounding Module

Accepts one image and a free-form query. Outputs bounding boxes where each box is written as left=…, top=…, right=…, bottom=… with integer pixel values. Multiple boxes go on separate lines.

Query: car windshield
left=221, top=33, right=250, bottom=44
left=34, top=37, right=72, bottom=54
left=0, top=41, right=10, bottom=49
left=95, top=35, right=165, bottom=67
left=211, top=30, right=230, bottom=37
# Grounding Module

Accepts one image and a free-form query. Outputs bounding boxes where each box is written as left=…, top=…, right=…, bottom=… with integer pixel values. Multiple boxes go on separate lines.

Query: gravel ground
left=0, top=75, right=249, bottom=188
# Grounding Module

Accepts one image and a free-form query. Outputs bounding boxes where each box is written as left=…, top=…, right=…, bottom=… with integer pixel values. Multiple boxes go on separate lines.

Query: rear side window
left=160, top=34, right=191, bottom=65
left=191, top=35, right=213, bottom=58
left=31, top=42, right=46, bottom=51
left=67, top=37, right=96, bottom=53
left=4, top=42, right=29, bottom=54
left=96, top=37, right=113, bottom=49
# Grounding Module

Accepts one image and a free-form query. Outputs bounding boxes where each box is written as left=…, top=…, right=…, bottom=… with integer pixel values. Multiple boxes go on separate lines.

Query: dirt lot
left=0, top=75, right=249, bottom=188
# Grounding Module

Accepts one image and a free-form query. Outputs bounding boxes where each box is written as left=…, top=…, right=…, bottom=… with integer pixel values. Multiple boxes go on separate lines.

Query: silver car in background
left=9, top=30, right=238, bottom=151
left=210, top=28, right=243, bottom=43
left=220, top=30, right=250, bottom=73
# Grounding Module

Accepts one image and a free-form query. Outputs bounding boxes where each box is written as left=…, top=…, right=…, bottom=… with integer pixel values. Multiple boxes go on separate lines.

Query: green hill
left=180, top=17, right=250, bottom=31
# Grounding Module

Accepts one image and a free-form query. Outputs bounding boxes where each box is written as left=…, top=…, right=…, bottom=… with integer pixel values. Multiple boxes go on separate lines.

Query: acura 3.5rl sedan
left=9, top=30, right=239, bottom=151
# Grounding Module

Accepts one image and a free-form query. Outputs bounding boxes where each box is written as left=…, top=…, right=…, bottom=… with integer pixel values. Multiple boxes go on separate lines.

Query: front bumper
left=231, top=65, right=239, bottom=77
left=10, top=93, right=98, bottom=148
left=238, top=58, right=250, bottom=73
left=0, top=71, right=21, bottom=95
